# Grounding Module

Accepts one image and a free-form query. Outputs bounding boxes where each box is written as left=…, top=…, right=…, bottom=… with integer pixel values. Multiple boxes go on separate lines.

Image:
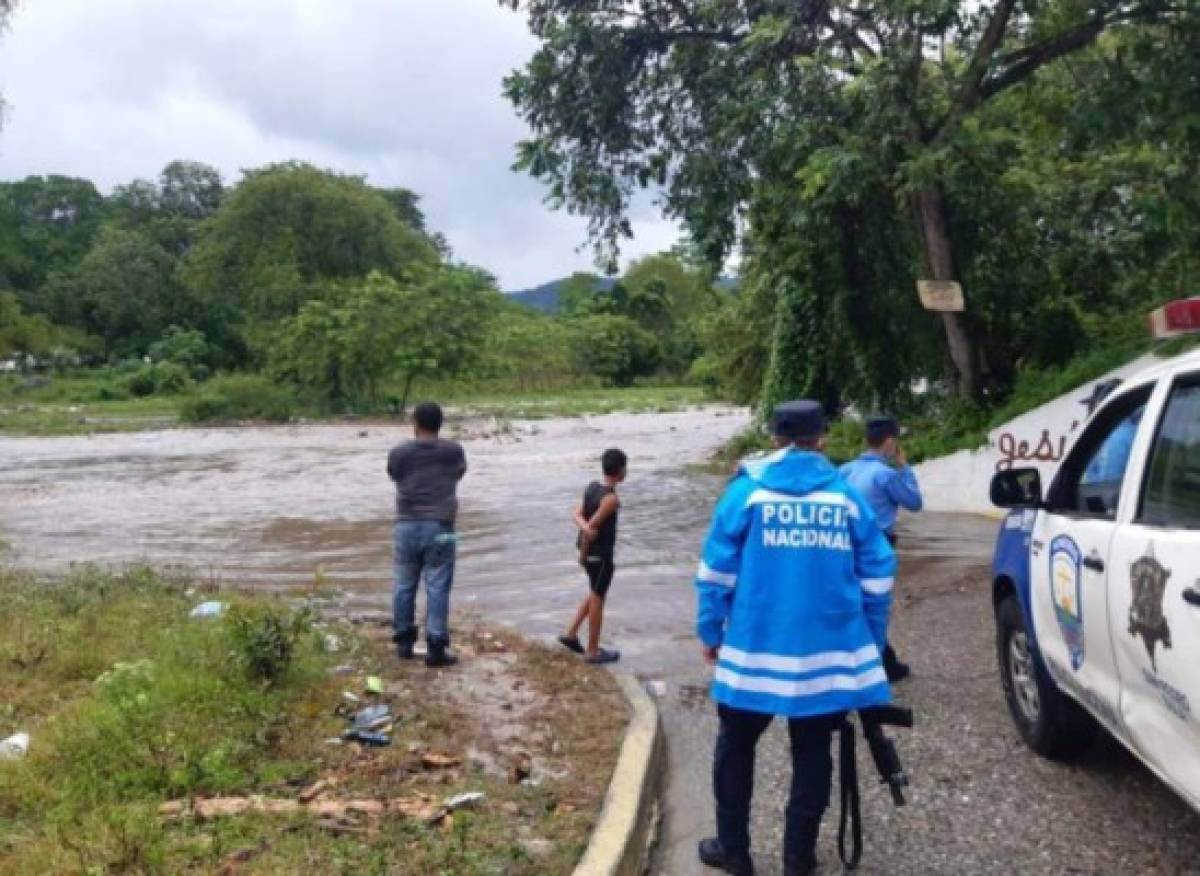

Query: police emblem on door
left=1049, top=536, right=1085, bottom=670
left=1129, top=543, right=1172, bottom=671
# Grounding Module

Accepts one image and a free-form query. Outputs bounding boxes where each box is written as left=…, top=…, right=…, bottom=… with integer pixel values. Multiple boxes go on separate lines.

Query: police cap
left=771, top=400, right=825, bottom=439
left=865, top=415, right=903, bottom=444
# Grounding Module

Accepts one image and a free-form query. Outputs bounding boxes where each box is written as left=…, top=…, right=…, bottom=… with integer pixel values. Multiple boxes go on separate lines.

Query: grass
left=0, top=375, right=180, bottom=436
left=1, top=371, right=716, bottom=435
left=0, top=567, right=623, bottom=875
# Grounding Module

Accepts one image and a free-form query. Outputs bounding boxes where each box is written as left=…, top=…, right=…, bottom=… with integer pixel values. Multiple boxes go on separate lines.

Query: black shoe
left=396, top=643, right=415, bottom=660
left=557, top=634, right=585, bottom=655
left=784, top=855, right=818, bottom=876
left=883, top=644, right=911, bottom=683
left=425, top=644, right=459, bottom=668
left=698, top=837, right=754, bottom=875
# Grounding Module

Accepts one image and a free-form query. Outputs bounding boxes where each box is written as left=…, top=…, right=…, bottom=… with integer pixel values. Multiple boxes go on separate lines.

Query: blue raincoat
left=695, top=448, right=897, bottom=717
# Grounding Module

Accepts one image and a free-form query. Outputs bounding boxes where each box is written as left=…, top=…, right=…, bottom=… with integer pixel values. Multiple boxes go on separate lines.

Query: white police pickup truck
left=990, top=345, right=1200, bottom=813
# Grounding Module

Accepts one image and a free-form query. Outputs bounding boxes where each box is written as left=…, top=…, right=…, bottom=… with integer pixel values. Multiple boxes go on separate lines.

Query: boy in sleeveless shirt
left=558, top=448, right=626, bottom=664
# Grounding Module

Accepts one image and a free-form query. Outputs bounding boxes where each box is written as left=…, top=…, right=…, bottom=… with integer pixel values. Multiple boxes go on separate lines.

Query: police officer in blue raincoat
left=840, top=415, right=923, bottom=681
left=695, top=400, right=897, bottom=876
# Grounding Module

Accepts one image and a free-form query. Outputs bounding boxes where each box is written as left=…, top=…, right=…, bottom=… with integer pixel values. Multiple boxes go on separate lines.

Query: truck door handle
left=1184, top=588, right=1200, bottom=607
left=1083, top=556, right=1105, bottom=573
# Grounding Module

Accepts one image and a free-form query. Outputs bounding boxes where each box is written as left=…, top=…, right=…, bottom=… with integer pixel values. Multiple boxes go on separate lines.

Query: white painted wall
left=913, top=354, right=1162, bottom=516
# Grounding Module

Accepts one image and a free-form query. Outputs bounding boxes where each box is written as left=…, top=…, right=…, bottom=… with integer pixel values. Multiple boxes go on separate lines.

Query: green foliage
left=503, top=0, right=1199, bottom=404
left=270, top=267, right=498, bottom=409
left=178, top=374, right=296, bottom=423
left=148, top=325, right=210, bottom=379
left=568, top=314, right=661, bottom=387
left=182, top=163, right=438, bottom=361
left=224, top=603, right=314, bottom=685
left=481, top=305, right=576, bottom=389
left=123, top=362, right=192, bottom=398
left=41, top=227, right=184, bottom=359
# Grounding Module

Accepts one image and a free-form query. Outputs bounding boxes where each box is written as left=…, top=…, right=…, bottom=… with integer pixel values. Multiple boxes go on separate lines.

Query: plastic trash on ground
left=342, top=730, right=391, bottom=746
left=352, top=704, right=393, bottom=731
left=189, top=601, right=228, bottom=619
left=0, top=732, right=30, bottom=760
left=444, top=792, right=485, bottom=811
left=365, top=675, right=384, bottom=695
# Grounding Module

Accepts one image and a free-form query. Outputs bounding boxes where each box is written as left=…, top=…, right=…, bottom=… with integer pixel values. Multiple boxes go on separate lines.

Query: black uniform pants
left=713, top=704, right=844, bottom=865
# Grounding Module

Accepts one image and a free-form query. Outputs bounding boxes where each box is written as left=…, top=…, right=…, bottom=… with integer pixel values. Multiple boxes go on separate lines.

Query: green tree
left=183, top=163, right=438, bottom=360
left=502, top=0, right=1195, bottom=398
left=111, top=161, right=224, bottom=255
left=482, top=305, right=576, bottom=388
left=272, top=267, right=499, bottom=410
left=569, top=314, right=661, bottom=387
left=557, top=272, right=606, bottom=316
left=41, top=228, right=182, bottom=359
left=0, top=176, right=106, bottom=303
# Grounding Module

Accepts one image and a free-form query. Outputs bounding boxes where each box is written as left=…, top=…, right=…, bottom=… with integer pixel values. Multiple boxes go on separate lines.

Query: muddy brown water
left=0, top=410, right=997, bottom=671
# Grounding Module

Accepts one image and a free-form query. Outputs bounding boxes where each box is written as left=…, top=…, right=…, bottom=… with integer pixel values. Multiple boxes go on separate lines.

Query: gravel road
left=653, top=519, right=1200, bottom=875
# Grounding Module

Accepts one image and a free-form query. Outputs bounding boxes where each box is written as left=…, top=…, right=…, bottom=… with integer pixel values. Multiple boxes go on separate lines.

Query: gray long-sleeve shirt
left=387, top=438, right=467, bottom=524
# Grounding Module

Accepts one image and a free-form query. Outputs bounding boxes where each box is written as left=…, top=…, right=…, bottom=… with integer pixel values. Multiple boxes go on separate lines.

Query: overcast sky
left=0, top=0, right=679, bottom=290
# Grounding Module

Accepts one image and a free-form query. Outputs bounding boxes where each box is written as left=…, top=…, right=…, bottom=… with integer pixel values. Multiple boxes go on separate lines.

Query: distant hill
left=506, top=275, right=738, bottom=313
left=506, top=277, right=618, bottom=314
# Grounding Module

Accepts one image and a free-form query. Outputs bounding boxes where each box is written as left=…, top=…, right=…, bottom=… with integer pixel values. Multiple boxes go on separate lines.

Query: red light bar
left=1148, top=297, right=1200, bottom=339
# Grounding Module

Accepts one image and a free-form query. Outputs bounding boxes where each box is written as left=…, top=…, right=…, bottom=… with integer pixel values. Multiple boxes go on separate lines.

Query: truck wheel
left=996, top=596, right=1098, bottom=759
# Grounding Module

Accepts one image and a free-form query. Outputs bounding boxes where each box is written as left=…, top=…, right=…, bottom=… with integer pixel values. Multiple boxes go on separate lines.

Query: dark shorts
left=582, top=555, right=616, bottom=598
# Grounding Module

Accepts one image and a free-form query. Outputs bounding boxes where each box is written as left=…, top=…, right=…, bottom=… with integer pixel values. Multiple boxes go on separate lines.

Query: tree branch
left=979, top=3, right=1183, bottom=99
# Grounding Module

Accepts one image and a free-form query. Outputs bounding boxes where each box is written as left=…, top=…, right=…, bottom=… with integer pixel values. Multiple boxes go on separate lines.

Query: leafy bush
left=148, top=326, right=211, bottom=380
left=224, top=603, right=314, bottom=684
left=178, top=374, right=296, bottom=423
left=123, top=362, right=192, bottom=397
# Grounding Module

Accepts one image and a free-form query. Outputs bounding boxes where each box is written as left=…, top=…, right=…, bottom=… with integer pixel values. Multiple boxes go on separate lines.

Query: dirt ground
left=653, top=545, right=1200, bottom=875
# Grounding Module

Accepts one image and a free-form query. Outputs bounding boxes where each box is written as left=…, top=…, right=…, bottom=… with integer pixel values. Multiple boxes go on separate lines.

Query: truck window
left=1050, top=387, right=1152, bottom=519
left=1139, top=379, right=1200, bottom=529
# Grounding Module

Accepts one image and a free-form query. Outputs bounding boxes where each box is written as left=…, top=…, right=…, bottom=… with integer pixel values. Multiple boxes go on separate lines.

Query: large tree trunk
left=916, top=187, right=979, bottom=399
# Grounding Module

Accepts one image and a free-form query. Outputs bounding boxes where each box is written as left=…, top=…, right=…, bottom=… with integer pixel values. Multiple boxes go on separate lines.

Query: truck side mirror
left=990, top=468, right=1043, bottom=508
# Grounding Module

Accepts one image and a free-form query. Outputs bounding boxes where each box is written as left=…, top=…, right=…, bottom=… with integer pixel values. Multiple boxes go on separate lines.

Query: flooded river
left=0, top=407, right=996, bottom=670
left=0, top=408, right=752, bottom=646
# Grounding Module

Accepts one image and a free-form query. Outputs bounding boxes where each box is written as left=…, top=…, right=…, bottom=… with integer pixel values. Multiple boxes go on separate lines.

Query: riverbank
left=0, top=376, right=712, bottom=436
left=0, top=567, right=624, bottom=875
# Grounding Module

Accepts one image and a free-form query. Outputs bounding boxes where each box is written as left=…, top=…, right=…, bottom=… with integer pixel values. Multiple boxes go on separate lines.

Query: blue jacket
left=839, top=452, right=923, bottom=535
left=695, top=448, right=897, bottom=718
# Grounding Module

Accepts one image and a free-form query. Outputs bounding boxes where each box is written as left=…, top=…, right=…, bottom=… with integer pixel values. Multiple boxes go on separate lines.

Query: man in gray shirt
left=388, top=402, right=467, bottom=668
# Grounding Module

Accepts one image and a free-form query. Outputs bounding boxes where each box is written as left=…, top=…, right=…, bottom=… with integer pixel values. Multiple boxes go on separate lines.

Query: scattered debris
left=645, top=679, right=668, bottom=698
left=365, top=675, right=384, bottom=695
left=189, top=601, right=228, bottom=619
left=444, top=791, right=485, bottom=812
left=507, top=750, right=533, bottom=784
left=322, top=633, right=343, bottom=653
left=162, top=794, right=453, bottom=825
left=420, top=751, right=462, bottom=770
left=0, top=732, right=30, bottom=760
left=352, top=704, right=393, bottom=731
left=342, top=730, right=391, bottom=747
left=521, top=838, right=554, bottom=858
left=298, top=779, right=331, bottom=803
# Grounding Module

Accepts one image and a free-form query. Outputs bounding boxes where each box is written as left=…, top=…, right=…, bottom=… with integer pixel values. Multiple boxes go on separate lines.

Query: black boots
left=883, top=643, right=910, bottom=683
left=698, top=838, right=755, bottom=876
left=784, top=855, right=818, bottom=876
left=425, top=641, right=458, bottom=668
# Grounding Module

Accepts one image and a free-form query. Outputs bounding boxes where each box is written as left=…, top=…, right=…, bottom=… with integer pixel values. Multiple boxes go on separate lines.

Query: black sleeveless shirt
left=579, top=481, right=618, bottom=557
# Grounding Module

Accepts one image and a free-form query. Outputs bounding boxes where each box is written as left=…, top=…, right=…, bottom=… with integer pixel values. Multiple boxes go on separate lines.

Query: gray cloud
left=0, top=0, right=679, bottom=289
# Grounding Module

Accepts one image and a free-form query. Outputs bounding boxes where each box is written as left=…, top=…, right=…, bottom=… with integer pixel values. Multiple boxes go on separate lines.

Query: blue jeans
left=713, top=704, right=844, bottom=865
left=392, top=520, right=456, bottom=646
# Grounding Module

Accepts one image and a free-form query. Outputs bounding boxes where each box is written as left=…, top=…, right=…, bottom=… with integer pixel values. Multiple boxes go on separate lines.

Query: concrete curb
left=574, top=673, right=664, bottom=876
